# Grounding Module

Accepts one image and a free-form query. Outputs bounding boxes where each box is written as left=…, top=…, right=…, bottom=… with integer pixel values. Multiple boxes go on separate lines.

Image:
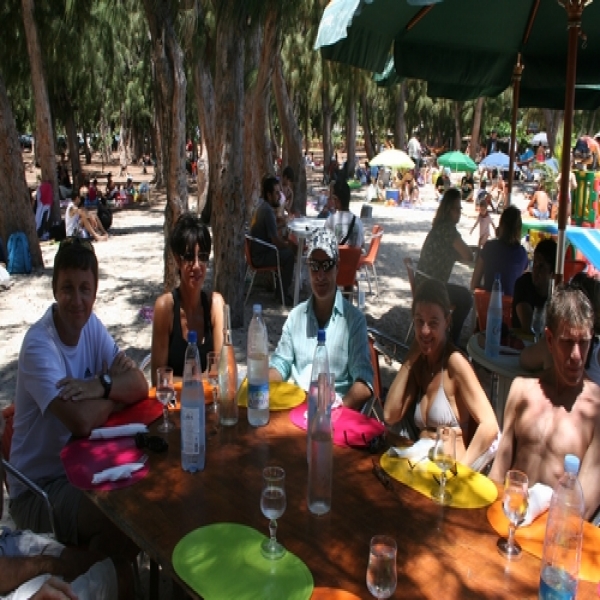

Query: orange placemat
left=149, top=380, right=214, bottom=405
left=487, top=499, right=600, bottom=582
left=311, top=589, right=361, bottom=599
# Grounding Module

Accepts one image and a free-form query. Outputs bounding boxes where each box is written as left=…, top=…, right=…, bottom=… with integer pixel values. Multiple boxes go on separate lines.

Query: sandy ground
left=0, top=157, right=534, bottom=595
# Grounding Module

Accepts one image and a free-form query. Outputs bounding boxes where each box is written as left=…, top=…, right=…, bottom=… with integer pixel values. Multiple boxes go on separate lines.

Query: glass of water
left=156, top=366, right=175, bottom=433
left=367, top=535, right=397, bottom=599
left=260, top=466, right=287, bottom=560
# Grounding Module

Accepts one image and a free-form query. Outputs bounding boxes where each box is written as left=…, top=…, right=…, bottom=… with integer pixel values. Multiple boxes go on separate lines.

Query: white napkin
left=91, top=462, right=146, bottom=484
left=521, top=483, right=553, bottom=526
left=391, top=438, right=435, bottom=460
left=89, top=424, right=148, bottom=439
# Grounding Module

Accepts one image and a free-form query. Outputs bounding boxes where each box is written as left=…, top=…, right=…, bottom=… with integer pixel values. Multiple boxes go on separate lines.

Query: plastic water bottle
left=539, top=454, right=584, bottom=600
left=307, top=329, right=330, bottom=461
left=247, top=304, right=269, bottom=427
left=307, top=373, right=332, bottom=515
left=485, top=273, right=503, bottom=358
left=218, top=304, right=238, bottom=427
left=180, top=331, right=205, bottom=472
left=358, top=273, right=366, bottom=311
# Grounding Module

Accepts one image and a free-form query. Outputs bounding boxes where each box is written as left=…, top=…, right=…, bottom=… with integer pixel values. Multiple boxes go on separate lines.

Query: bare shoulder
left=211, top=292, right=225, bottom=313
left=446, top=349, right=472, bottom=375
left=153, top=291, right=174, bottom=320
left=581, top=378, right=600, bottom=414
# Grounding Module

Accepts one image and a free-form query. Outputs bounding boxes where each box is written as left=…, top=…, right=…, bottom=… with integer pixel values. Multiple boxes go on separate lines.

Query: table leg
left=149, top=559, right=159, bottom=600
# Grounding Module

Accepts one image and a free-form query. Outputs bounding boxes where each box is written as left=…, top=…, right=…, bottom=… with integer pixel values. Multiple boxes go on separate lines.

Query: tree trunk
left=361, top=90, right=375, bottom=160
left=21, top=0, right=60, bottom=224
left=394, top=81, right=407, bottom=151
left=269, top=110, right=279, bottom=169
left=142, top=0, right=188, bottom=291
left=82, top=125, right=92, bottom=165
left=543, top=109, right=563, bottom=157
left=273, top=55, right=307, bottom=215
left=322, top=60, right=332, bottom=177
left=345, top=72, right=357, bottom=179
left=470, top=97, right=484, bottom=159
left=0, top=74, right=43, bottom=268
left=453, top=101, right=462, bottom=152
left=64, top=106, right=82, bottom=190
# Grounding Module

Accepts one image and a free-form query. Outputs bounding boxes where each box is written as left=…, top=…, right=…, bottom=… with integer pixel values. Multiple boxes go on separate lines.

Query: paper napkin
left=89, top=424, right=148, bottom=439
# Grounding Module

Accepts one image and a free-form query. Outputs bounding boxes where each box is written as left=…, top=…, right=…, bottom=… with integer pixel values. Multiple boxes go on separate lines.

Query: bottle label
left=181, top=407, right=201, bottom=453
left=248, top=382, right=269, bottom=410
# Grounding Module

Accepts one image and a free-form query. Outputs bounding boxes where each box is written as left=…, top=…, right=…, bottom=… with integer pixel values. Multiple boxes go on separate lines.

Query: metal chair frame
left=359, top=226, right=383, bottom=296
left=244, top=234, right=285, bottom=307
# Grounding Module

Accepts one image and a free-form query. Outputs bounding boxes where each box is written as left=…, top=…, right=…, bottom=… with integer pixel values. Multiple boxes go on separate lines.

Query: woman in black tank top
left=150, top=214, right=225, bottom=385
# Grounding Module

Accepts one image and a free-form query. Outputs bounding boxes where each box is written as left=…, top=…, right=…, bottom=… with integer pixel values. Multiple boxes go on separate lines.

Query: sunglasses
left=181, top=251, right=209, bottom=265
left=58, top=237, right=95, bottom=253
left=372, top=459, right=394, bottom=491
left=308, top=258, right=337, bottom=273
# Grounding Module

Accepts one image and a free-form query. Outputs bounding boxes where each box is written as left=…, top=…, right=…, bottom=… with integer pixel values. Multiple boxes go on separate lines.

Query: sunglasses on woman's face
left=308, top=258, right=337, bottom=273
left=181, top=251, right=209, bottom=266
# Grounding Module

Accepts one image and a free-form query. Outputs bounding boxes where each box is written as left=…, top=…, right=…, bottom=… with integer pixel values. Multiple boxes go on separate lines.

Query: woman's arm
left=450, top=352, right=499, bottom=467
left=211, top=292, right=225, bottom=357
left=453, top=235, right=474, bottom=264
left=470, top=255, right=485, bottom=290
left=150, top=293, right=173, bottom=386
left=383, top=342, right=421, bottom=425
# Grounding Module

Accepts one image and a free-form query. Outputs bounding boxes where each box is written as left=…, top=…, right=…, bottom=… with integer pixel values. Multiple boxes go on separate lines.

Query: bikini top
left=414, top=367, right=465, bottom=430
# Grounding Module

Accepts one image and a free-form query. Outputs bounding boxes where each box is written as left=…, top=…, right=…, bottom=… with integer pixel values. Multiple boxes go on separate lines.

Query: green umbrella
left=369, top=148, right=414, bottom=170
left=437, top=151, right=477, bottom=173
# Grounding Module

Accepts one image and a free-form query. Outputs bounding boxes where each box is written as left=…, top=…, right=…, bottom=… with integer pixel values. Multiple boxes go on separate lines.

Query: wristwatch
left=99, top=373, right=113, bottom=399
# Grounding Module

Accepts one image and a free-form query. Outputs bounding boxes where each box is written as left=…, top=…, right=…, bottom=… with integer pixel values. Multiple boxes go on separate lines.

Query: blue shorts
left=533, top=208, right=549, bottom=220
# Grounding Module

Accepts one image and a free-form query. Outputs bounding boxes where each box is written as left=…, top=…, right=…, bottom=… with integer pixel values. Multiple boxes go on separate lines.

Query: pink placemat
left=61, top=437, right=149, bottom=491
left=290, top=401, right=385, bottom=448
left=105, top=397, right=163, bottom=427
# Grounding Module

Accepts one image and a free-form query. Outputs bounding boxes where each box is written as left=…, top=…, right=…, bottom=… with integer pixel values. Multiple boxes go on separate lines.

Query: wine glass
left=206, top=351, right=219, bottom=414
left=366, top=535, right=397, bottom=599
left=260, top=466, right=287, bottom=560
left=156, top=367, right=175, bottom=433
left=497, top=470, right=529, bottom=559
left=429, top=427, right=457, bottom=505
left=531, top=305, right=546, bottom=343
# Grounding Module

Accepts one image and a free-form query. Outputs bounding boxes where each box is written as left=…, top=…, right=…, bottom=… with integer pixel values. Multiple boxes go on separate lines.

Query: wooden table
left=86, top=410, right=598, bottom=599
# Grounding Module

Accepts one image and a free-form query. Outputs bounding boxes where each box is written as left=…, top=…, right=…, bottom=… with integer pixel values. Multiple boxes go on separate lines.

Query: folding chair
left=336, top=245, right=362, bottom=304
left=359, top=225, right=383, bottom=296
left=244, top=234, right=285, bottom=307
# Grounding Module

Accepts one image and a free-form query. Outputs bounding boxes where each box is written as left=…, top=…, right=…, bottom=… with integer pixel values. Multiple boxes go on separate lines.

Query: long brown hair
left=432, top=188, right=461, bottom=228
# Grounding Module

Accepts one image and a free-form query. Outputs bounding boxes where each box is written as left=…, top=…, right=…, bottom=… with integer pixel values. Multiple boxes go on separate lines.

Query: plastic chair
left=473, top=289, right=513, bottom=332
left=563, top=259, right=587, bottom=282
left=244, top=234, right=285, bottom=307
left=359, top=225, right=383, bottom=296
left=336, top=245, right=362, bottom=303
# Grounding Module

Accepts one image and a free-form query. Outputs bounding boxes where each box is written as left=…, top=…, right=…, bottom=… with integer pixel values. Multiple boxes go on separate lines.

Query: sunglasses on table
left=181, top=251, right=210, bottom=265
left=307, top=258, right=337, bottom=273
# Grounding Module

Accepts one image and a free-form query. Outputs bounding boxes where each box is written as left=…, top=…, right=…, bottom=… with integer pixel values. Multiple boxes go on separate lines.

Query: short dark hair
left=53, top=238, right=99, bottom=294
left=534, top=239, right=557, bottom=273
left=412, top=278, right=452, bottom=318
left=333, top=179, right=351, bottom=210
left=282, top=166, right=294, bottom=183
left=169, top=213, right=211, bottom=258
left=262, top=176, right=279, bottom=200
left=547, top=284, right=594, bottom=335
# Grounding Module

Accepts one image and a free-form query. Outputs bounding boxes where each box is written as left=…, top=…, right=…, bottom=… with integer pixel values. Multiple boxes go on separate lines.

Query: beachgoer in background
left=470, top=198, right=496, bottom=250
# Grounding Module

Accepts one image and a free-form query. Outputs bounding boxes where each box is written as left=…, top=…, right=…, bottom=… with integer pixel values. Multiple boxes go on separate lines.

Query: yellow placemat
left=487, top=499, right=600, bottom=582
left=380, top=454, right=498, bottom=509
left=237, top=381, right=306, bottom=410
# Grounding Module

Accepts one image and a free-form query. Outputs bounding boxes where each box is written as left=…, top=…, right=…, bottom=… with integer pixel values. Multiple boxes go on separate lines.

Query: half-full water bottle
left=307, top=329, right=330, bottom=461
left=247, top=304, right=269, bottom=427
left=539, top=454, right=584, bottom=600
left=181, top=331, right=205, bottom=472
left=218, top=304, right=238, bottom=426
left=485, top=273, right=503, bottom=359
left=307, top=373, right=332, bottom=515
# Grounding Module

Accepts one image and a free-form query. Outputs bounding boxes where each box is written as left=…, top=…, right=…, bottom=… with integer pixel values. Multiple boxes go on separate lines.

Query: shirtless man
left=524, top=180, right=551, bottom=220
left=490, top=286, right=600, bottom=520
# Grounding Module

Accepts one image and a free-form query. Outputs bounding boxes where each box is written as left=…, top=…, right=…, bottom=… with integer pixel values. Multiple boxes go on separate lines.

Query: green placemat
left=172, top=523, right=314, bottom=600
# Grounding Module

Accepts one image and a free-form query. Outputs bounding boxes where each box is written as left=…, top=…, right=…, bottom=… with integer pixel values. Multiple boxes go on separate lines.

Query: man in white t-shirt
left=8, top=238, right=148, bottom=561
left=325, top=179, right=364, bottom=249
left=407, top=134, right=421, bottom=168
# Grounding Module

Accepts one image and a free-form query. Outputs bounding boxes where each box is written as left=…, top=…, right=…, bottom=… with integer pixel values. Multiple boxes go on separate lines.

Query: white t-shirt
left=65, top=202, right=80, bottom=237
left=325, top=211, right=364, bottom=248
left=9, top=306, right=119, bottom=498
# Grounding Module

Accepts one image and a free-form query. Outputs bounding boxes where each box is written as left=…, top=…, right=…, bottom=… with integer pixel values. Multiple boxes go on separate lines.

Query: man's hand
left=31, top=577, right=78, bottom=600
left=56, top=377, right=103, bottom=402
left=108, top=352, right=136, bottom=376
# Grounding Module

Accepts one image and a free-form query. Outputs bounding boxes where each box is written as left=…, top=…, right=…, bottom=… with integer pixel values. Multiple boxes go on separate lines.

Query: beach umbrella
left=369, top=149, right=414, bottom=170
left=531, top=132, right=548, bottom=147
left=479, top=153, right=518, bottom=171
left=437, top=151, right=476, bottom=173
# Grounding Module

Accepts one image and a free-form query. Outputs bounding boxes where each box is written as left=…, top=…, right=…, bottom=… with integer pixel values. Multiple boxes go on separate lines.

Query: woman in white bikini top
left=383, top=278, right=499, bottom=467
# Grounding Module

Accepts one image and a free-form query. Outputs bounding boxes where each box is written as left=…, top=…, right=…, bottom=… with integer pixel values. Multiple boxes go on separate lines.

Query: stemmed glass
left=531, top=305, right=546, bottom=343
left=366, top=535, right=397, bottom=599
left=497, top=470, right=529, bottom=559
left=156, top=367, right=175, bottom=433
left=260, top=466, right=287, bottom=560
left=429, top=427, right=457, bottom=505
left=206, top=351, right=219, bottom=414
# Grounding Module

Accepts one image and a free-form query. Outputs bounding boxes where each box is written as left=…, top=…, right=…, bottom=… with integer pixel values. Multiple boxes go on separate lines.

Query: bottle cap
left=317, top=329, right=326, bottom=343
left=188, top=330, right=197, bottom=344
left=564, top=454, right=580, bottom=474
left=253, top=304, right=262, bottom=314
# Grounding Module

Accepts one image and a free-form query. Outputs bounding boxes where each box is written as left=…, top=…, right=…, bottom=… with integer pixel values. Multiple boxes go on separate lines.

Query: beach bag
left=97, top=204, right=113, bottom=231
left=7, top=232, right=32, bottom=275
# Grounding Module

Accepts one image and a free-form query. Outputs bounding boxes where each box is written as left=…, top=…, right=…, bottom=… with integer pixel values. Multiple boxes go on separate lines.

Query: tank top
left=65, top=202, right=81, bottom=237
left=167, top=289, right=213, bottom=376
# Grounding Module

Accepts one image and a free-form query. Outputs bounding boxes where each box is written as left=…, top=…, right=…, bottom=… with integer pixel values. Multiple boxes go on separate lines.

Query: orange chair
left=244, top=234, right=285, bottom=307
left=336, top=245, right=362, bottom=303
left=563, top=259, right=587, bottom=282
left=359, top=225, right=383, bottom=296
left=473, top=288, right=513, bottom=332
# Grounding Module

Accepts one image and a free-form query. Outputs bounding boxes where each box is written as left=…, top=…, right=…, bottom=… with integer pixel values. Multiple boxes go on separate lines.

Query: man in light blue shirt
left=269, top=229, right=373, bottom=410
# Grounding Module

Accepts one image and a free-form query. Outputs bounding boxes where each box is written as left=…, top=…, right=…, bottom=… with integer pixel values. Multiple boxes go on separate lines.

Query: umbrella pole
left=556, top=1, right=586, bottom=283
left=507, top=55, right=523, bottom=207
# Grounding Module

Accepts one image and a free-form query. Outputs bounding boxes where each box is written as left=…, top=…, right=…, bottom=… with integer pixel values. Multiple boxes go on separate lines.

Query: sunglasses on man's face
left=181, top=251, right=209, bottom=265
left=308, top=258, right=337, bottom=273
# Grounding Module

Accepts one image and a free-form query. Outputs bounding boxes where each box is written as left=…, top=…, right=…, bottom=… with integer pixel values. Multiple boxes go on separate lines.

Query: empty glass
left=156, top=367, right=175, bottom=433
left=366, top=535, right=397, bottom=599
left=498, top=470, right=529, bottom=559
left=260, top=466, right=287, bottom=560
